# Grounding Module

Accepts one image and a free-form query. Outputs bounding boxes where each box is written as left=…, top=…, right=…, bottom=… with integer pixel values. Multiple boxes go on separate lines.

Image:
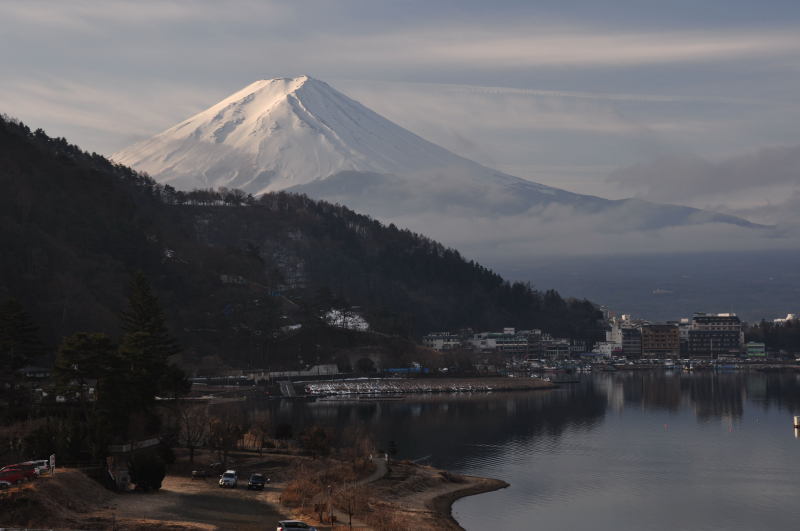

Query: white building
left=422, top=332, right=462, bottom=351
left=592, top=341, right=618, bottom=357
left=774, top=313, right=797, bottom=325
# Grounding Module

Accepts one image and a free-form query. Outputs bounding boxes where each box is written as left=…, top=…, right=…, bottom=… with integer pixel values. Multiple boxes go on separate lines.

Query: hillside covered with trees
left=0, top=114, right=604, bottom=369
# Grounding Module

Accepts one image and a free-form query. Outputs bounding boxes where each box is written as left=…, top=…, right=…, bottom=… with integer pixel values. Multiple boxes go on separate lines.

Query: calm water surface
left=254, top=372, right=800, bottom=530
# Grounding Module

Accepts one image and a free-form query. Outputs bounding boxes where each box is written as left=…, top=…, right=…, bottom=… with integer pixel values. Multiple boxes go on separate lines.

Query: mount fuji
left=113, top=75, right=559, bottom=196
left=114, top=75, right=763, bottom=257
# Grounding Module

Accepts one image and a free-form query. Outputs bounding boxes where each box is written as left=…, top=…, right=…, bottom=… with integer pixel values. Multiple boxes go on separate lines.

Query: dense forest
left=746, top=320, right=800, bottom=353
left=0, top=114, right=605, bottom=369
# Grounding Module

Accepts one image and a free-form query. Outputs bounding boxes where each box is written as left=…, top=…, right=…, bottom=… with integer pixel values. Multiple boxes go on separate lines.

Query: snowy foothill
left=324, top=308, right=369, bottom=331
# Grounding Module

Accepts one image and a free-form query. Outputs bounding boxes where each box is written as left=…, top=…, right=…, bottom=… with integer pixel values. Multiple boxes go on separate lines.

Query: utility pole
left=328, top=484, right=333, bottom=525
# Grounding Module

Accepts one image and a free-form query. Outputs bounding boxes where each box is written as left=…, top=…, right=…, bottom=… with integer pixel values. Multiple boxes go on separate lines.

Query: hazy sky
left=2, top=0, right=799, bottom=220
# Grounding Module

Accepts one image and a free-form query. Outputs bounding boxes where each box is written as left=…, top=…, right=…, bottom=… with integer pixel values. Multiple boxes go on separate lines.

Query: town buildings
left=641, top=324, right=680, bottom=358
left=745, top=342, right=766, bottom=357
left=422, top=332, right=462, bottom=351
left=687, top=313, right=743, bottom=358
left=423, top=310, right=767, bottom=362
left=422, top=327, right=585, bottom=360
left=621, top=326, right=642, bottom=358
left=773, top=313, right=797, bottom=325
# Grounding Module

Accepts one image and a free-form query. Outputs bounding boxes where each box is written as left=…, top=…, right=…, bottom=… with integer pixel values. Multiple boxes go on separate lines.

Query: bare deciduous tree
left=334, top=483, right=369, bottom=529
left=207, top=414, right=246, bottom=463
left=178, top=404, right=208, bottom=463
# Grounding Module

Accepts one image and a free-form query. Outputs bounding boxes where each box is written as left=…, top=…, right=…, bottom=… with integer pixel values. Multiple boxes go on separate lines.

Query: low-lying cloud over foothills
left=389, top=203, right=794, bottom=261
left=2, top=0, right=799, bottom=232
left=607, top=145, right=800, bottom=224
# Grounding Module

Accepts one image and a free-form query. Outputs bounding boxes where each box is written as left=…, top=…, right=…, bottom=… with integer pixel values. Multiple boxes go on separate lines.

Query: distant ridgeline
left=0, top=115, right=604, bottom=366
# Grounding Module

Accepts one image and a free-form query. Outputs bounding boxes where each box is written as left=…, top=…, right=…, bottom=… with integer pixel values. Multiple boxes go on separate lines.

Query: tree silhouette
left=120, top=272, right=187, bottom=397
left=121, top=271, right=180, bottom=359
left=0, top=299, right=45, bottom=422
left=0, top=298, right=44, bottom=373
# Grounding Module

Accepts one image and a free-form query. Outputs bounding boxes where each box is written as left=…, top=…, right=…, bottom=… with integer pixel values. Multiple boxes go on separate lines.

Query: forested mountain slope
left=0, top=115, right=604, bottom=367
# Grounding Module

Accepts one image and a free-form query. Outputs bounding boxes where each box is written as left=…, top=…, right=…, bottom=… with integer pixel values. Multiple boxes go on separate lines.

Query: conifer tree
left=119, top=272, right=188, bottom=398
left=121, top=271, right=180, bottom=360
left=54, top=332, right=117, bottom=397
left=0, top=299, right=45, bottom=421
left=0, top=298, right=45, bottom=373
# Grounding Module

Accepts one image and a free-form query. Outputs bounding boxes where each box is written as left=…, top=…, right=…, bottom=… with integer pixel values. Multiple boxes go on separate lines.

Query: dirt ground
left=111, top=450, right=297, bottom=529
left=0, top=451, right=293, bottom=531
left=0, top=452, right=505, bottom=531
left=110, top=472, right=288, bottom=530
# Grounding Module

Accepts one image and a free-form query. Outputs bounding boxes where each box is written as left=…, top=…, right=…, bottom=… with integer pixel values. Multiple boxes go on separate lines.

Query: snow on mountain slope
left=114, top=75, right=556, bottom=196
left=114, top=75, right=766, bottom=257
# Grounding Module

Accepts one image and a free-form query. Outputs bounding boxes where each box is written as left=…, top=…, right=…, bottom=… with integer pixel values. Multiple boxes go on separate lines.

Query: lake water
left=253, top=371, right=800, bottom=530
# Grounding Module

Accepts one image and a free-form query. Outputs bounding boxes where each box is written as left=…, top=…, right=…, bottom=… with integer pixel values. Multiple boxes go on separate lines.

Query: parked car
left=1, top=464, right=37, bottom=481
left=277, top=521, right=317, bottom=531
left=0, top=479, right=11, bottom=489
left=247, top=473, right=268, bottom=490
left=0, top=469, right=28, bottom=485
left=191, top=469, right=209, bottom=480
left=218, top=470, right=238, bottom=488
left=23, top=460, right=50, bottom=476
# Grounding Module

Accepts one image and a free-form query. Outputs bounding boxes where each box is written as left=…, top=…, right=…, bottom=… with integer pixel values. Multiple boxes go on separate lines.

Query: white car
left=23, top=460, right=50, bottom=476
left=219, top=470, right=238, bottom=488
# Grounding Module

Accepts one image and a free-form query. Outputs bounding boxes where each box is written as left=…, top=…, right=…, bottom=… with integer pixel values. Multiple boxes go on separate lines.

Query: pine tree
left=119, top=272, right=187, bottom=398
left=0, top=299, right=45, bottom=422
left=0, top=298, right=45, bottom=373
left=120, top=271, right=180, bottom=359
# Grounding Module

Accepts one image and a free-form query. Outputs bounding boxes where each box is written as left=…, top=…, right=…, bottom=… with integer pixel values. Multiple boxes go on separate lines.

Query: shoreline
left=429, top=475, right=510, bottom=530
left=350, top=460, right=509, bottom=530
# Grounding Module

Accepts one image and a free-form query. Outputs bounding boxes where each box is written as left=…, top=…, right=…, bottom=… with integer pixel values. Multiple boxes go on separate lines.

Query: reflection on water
left=234, top=372, right=800, bottom=530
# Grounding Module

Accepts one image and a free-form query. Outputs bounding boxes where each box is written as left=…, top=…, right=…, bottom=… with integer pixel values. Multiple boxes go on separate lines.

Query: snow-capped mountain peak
left=114, top=75, right=760, bottom=244
left=113, top=75, right=501, bottom=194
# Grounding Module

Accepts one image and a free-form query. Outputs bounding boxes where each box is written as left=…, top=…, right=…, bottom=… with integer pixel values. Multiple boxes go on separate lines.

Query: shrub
left=281, top=477, right=321, bottom=508
left=128, top=453, right=166, bottom=491
left=299, top=426, right=331, bottom=458
left=275, top=422, right=293, bottom=440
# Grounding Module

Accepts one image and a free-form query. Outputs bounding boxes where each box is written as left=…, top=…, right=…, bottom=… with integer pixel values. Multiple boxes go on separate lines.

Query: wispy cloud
left=320, top=25, right=800, bottom=69
left=0, top=0, right=289, bottom=29
left=0, top=75, right=221, bottom=153
left=2, top=0, right=799, bottom=218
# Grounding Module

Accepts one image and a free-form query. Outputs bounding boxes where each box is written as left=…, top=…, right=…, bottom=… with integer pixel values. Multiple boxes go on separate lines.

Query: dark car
left=277, top=521, right=317, bottom=531
left=191, top=469, right=209, bottom=480
left=247, top=472, right=268, bottom=490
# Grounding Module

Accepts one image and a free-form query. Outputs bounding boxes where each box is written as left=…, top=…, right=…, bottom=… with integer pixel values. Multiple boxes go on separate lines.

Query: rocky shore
left=431, top=475, right=510, bottom=529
